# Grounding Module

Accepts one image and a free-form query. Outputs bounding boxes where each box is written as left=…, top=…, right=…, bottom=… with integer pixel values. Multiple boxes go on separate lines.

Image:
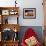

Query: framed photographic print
left=2, top=10, right=9, bottom=15
left=23, top=8, right=36, bottom=19
left=9, top=10, right=18, bottom=15
left=9, top=10, right=15, bottom=15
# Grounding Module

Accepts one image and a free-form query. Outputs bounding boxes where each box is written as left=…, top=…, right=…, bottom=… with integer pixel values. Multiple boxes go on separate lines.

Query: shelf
left=0, top=7, right=19, bottom=15
left=2, top=40, right=19, bottom=43
left=0, top=7, right=19, bottom=24
left=0, top=24, right=20, bottom=32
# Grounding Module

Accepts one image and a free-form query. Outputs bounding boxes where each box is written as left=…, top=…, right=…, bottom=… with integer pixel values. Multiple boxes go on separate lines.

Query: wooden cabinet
left=0, top=7, right=20, bottom=46
left=0, top=24, right=20, bottom=46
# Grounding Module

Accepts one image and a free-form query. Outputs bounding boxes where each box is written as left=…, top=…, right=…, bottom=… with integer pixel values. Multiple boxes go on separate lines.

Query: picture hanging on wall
left=23, top=8, right=36, bottom=19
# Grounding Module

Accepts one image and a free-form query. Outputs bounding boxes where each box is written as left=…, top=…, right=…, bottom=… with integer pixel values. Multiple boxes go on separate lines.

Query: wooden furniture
left=0, top=24, right=20, bottom=46
left=0, top=7, right=19, bottom=24
left=0, top=7, right=20, bottom=46
left=2, top=41, right=19, bottom=46
left=0, top=24, right=20, bottom=32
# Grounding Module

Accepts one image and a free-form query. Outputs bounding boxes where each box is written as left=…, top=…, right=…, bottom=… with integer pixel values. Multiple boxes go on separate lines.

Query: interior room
left=0, top=0, right=45, bottom=46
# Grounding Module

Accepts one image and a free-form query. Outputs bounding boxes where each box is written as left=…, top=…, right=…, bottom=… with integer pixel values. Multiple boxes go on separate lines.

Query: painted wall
left=0, top=0, right=44, bottom=26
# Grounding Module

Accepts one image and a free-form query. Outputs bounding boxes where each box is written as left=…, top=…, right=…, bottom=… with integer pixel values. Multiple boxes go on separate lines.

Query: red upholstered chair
left=21, top=28, right=41, bottom=46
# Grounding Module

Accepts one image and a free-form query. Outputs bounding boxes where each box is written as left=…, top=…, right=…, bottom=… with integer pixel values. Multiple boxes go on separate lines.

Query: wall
left=0, top=0, right=44, bottom=26
left=18, top=0, right=44, bottom=26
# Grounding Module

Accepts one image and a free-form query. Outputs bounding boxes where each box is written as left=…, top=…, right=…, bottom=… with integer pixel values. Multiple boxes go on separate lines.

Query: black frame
left=23, top=8, right=36, bottom=19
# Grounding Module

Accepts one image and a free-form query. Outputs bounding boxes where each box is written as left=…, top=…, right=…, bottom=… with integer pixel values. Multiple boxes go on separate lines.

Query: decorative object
left=1, top=28, right=13, bottom=41
left=9, top=10, right=18, bottom=15
left=13, top=28, right=17, bottom=32
left=13, top=28, right=18, bottom=40
left=23, top=8, right=36, bottom=19
left=2, top=10, right=9, bottom=15
left=25, top=36, right=38, bottom=46
left=21, top=28, right=41, bottom=46
left=5, top=18, right=8, bottom=24
left=9, top=10, right=15, bottom=15
left=13, top=32, right=18, bottom=41
left=15, top=0, right=17, bottom=7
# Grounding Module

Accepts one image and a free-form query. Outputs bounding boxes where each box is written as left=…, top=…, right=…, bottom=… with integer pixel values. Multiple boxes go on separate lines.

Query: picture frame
left=9, top=10, right=18, bottom=15
left=2, top=10, right=9, bottom=15
left=23, top=8, right=36, bottom=19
